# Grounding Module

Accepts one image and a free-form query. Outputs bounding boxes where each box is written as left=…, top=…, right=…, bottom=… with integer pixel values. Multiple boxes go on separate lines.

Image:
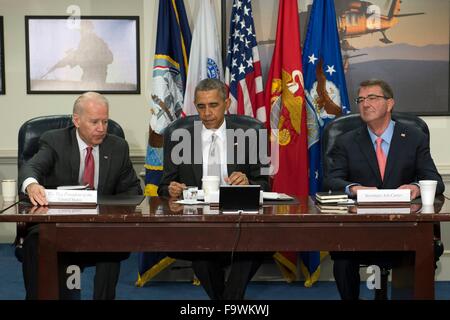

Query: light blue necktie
left=207, top=133, right=221, bottom=178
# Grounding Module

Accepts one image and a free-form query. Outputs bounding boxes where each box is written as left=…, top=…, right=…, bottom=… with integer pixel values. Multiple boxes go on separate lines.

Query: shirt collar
left=367, top=120, right=396, bottom=145
left=76, top=130, right=99, bottom=151
left=201, top=119, right=227, bottom=142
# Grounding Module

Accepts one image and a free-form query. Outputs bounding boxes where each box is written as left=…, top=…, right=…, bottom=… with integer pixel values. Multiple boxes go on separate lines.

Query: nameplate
left=46, top=208, right=99, bottom=215
left=357, top=189, right=410, bottom=204
left=45, top=189, right=97, bottom=205
left=356, top=207, right=411, bottom=214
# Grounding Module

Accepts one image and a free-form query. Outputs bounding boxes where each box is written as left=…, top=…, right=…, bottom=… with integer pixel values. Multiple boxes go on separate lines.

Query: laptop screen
left=219, top=185, right=261, bottom=213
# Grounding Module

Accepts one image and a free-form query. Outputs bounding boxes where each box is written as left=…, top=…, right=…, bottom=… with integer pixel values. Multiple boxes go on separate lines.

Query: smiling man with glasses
left=355, top=80, right=394, bottom=135
left=324, top=78, right=445, bottom=300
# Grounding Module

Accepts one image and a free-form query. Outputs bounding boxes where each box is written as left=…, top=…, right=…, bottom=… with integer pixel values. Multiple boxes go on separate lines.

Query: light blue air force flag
left=303, top=0, right=351, bottom=195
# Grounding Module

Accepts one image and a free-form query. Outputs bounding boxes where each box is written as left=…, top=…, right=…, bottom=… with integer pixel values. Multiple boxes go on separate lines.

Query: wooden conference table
left=1, top=195, right=449, bottom=300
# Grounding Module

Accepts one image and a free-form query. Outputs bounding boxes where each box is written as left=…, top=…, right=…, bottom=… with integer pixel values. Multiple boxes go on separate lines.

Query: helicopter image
left=335, top=0, right=424, bottom=51
left=257, top=0, right=425, bottom=71
left=258, top=0, right=425, bottom=51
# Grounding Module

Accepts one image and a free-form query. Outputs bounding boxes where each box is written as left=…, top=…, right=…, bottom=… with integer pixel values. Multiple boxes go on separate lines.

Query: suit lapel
left=70, top=129, right=81, bottom=184
left=98, top=136, right=112, bottom=193
left=225, top=120, right=239, bottom=175
left=191, top=122, right=203, bottom=186
left=383, top=123, right=405, bottom=185
left=356, top=127, right=382, bottom=184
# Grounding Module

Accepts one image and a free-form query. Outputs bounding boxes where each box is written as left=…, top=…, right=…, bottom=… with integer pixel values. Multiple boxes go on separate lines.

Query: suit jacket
left=325, top=121, right=445, bottom=194
left=19, top=126, right=142, bottom=196
left=158, top=118, right=270, bottom=197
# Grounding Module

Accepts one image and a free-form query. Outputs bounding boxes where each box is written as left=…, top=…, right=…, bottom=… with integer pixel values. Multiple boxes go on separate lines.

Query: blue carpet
left=1, top=244, right=449, bottom=300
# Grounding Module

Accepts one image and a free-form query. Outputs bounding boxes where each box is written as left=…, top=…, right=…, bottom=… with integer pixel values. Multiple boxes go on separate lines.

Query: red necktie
left=375, top=137, right=386, bottom=180
left=82, top=146, right=95, bottom=189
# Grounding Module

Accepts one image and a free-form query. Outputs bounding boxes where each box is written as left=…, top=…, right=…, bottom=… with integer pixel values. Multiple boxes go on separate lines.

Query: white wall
left=1, top=0, right=450, bottom=282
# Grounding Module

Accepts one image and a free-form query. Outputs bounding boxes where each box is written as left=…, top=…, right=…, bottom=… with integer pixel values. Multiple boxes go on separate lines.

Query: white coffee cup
left=183, top=186, right=198, bottom=201
left=421, top=204, right=435, bottom=214
left=419, top=180, right=438, bottom=206
left=2, top=179, right=17, bottom=202
left=202, top=176, right=220, bottom=196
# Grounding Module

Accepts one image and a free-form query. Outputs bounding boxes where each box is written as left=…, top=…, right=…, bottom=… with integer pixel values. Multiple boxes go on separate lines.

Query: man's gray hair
left=358, top=79, right=394, bottom=99
left=73, top=91, right=109, bottom=115
left=194, top=78, right=228, bottom=102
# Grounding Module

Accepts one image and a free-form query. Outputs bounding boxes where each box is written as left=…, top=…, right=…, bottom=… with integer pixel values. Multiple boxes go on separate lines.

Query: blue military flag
left=303, top=0, right=350, bottom=195
left=138, top=0, right=191, bottom=287
left=300, top=0, right=351, bottom=287
left=144, top=0, right=191, bottom=197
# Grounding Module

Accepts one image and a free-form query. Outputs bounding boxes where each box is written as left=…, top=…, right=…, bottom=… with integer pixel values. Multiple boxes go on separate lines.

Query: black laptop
left=219, top=185, right=261, bottom=213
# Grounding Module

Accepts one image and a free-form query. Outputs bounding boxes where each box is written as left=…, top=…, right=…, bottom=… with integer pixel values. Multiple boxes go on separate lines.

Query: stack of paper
left=315, top=192, right=348, bottom=204
left=262, top=192, right=294, bottom=200
left=57, top=184, right=90, bottom=190
left=316, top=204, right=349, bottom=214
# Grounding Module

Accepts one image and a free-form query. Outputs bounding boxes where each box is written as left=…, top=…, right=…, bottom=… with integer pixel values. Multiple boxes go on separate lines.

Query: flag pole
left=221, top=0, right=227, bottom=71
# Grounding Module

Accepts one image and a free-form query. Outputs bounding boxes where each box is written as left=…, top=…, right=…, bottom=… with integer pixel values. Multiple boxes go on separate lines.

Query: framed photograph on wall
left=225, top=0, right=449, bottom=115
left=0, top=16, right=5, bottom=95
left=339, top=0, right=449, bottom=116
left=25, top=16, right=140, bottom=94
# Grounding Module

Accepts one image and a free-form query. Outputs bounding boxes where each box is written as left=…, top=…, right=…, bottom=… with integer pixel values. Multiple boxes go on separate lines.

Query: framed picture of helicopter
left=25, top=16, right=140, bottom=94
left=226, top=0, right=449, bottom=116
left=339, top=0, right=449, bottom=116
left=0, top=16, right=5, bottom=95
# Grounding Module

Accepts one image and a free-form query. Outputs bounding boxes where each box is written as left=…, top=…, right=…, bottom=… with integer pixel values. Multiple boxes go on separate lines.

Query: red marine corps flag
left=264, top=0, right=309, bottom=282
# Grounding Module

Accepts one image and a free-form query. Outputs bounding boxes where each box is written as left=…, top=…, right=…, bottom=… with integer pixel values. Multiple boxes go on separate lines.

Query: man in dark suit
left=325, top=79, right=445, bottom=300
left=158, top=78, right=269, bottom=300
left=19, top=92, right=142, bottom=299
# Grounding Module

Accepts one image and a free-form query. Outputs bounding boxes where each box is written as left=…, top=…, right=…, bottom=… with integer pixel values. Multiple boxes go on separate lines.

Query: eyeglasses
left=354, top=94, right=389, bottom=104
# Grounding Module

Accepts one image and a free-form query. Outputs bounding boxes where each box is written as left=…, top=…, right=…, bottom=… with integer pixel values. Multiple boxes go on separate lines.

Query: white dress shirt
left=201, top=120, right=228, bottom=185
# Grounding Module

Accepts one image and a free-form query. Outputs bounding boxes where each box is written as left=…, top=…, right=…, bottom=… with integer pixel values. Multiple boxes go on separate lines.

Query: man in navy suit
left=325, top=79, right=444, bottom=300
left=158, top=78, right=269, bottom=300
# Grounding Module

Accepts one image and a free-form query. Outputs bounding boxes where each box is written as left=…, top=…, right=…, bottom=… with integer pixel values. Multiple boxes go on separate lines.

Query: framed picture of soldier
left=0, top=16, right=5, bottom=95
left=25, top=16, right=140, bottom=94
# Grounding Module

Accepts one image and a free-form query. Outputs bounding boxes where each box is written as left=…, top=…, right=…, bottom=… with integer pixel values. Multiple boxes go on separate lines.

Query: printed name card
left=46, top=208, right=99, bottom=215
left=356, top=207, right=411, bottom=214
left=357, top=189, right=410, bottom=203
left=45, top=189, right=97, bottom=205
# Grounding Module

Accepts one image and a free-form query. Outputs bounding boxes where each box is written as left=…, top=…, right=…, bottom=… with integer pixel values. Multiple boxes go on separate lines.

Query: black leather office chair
left=162, top=113, right=267, bottom=179
left=321, top=112, right=443, bottom=299
left=15, top=115, right=124, bottom=261
left=164, top=114, right=265, bottom=135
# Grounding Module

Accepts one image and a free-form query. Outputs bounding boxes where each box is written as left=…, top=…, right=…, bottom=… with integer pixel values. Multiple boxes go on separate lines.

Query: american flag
left=225, top=0, right=266, bottom=123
